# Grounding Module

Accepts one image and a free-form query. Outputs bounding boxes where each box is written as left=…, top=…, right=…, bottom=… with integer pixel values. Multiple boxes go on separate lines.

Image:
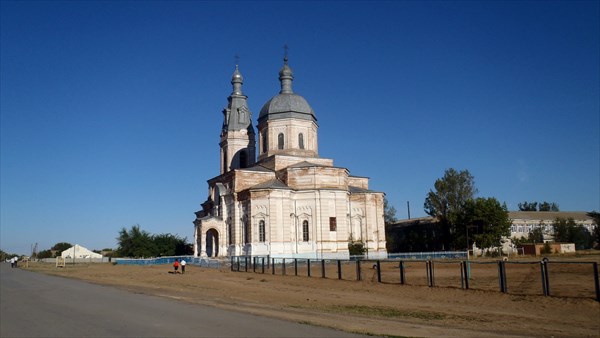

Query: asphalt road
left=0, top=263, right=366, bottom=337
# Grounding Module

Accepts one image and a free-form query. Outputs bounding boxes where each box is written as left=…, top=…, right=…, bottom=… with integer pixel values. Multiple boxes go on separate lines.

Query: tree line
left=518, top=201, right=559, bottom=212
left=116, top=225, right=193, bottom=258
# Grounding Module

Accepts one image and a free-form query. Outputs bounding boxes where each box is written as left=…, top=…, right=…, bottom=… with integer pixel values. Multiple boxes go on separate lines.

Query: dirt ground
left=24, top=256, right=600, bottom=338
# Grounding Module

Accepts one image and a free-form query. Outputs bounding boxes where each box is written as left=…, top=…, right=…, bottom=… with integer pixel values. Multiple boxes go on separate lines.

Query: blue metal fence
left=114, top=256, right=222, bottom=268
left=387, top=251, right=468, bottom=260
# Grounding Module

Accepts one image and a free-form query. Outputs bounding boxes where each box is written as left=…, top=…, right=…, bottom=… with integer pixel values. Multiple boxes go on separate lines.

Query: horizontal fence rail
left=229, top=255, right=600, bottom=302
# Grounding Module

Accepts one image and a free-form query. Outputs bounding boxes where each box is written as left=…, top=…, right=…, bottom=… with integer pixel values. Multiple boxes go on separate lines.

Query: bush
left=348, top=241, right=366, bottom=256
left=541, top=242, right=553, bottom=254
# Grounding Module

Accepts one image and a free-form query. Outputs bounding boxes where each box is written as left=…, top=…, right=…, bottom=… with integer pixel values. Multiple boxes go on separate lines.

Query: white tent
left=61, top=244, right=102, bottom=259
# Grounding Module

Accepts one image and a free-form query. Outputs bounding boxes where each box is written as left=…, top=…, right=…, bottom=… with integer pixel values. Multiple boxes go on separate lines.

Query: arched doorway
left=206, top=229, right=219, bottom=257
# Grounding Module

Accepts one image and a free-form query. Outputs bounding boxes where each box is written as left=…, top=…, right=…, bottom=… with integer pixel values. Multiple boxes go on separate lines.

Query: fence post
left=460, top=261, right=465, bottom=289
left=497, top=260, right=507, bottom=293
left=321, top=259, right=326, bottom=278
left=427, top=261, right=435, bottom=287
left=307, top=259, right=311, bottom=277
left=230, top=256, right=234, bottom=271
left=282, top=258, right=286, bottom=276
left=544, top=261, right=550, bottom=296
left=261, top=257, right=265, bottom=274
left=253, top=257, right=256, bottom=273
left=244, top=256, right=248, bottom=272
left=272, top=258, right=275, bottom=275
left=593, top=262, right=600, bottom=302
left=377, top=260, right=381, bottom=283
left=294, top=259, right=298, bottom=276
left=399, top=260, right=405, bottom=285
left=462, top=261, right=469, bottom=289
left=502, top=260, right=507, bottom=292
left=540, top=261, right=548, bottom=296
left=356, top=260, right=361, bottom=281
left=337, top=260, right=342, bottom=280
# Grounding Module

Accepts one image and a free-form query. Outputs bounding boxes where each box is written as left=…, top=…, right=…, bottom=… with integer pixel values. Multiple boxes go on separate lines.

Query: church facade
left=193, top=58, right=387, bottom=259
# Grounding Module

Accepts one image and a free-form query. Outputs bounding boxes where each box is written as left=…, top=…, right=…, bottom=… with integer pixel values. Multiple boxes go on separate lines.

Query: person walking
left=180, top=259, right=186, bottom=274
left=173, top=259, right=180, bottom=273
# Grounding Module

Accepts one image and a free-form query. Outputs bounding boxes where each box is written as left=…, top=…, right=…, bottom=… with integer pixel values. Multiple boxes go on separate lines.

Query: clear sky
left=1, top=1, right=598, bottom=255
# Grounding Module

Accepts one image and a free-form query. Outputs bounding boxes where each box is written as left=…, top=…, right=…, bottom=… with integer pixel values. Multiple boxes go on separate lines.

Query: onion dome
left=231, top=65, right=243, bottom=95
left=258, top=57, right=316, bottom=123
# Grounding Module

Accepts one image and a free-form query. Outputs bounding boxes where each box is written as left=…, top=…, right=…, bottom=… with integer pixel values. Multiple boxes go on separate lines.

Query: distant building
left=61, top=244, right=102, bottom=259
left=509, top=211, right=597, bottom=241
left=385, top=217, right=443, bottom=253
left=193, top=58, right=387, bottom=259
left=386, top=211, right=597, bottom=253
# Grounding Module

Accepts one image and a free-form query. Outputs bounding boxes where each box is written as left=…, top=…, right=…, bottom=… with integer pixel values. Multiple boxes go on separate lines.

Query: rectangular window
left=259, top=220, right=266, bottom=242
left=302, top=220, right=309, bottom=242
left=329, top=217, right=337, bottom=231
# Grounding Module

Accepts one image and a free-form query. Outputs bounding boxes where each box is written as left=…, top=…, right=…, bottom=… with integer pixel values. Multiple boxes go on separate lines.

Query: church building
left=193, top=57, right=387, bottom=259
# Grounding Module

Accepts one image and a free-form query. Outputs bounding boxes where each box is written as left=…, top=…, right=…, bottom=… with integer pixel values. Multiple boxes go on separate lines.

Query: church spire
left=223, top=64, right=251, bottom=132
left=220, top=63, right=256, bottom=174
left=231, top=64, right=243, bottom=96
left=279, top=48, right=294, bottom=94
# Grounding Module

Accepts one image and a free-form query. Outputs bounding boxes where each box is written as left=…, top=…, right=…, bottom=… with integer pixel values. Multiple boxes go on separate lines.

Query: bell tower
left=219, top=65, right=256, bottom=174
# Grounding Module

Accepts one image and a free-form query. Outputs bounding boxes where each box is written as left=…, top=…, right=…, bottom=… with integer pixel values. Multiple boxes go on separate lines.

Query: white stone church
left=193, top=57, right=387, bottom=259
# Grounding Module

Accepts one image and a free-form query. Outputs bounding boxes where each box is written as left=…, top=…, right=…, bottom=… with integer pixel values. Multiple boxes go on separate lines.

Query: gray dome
left=258, top=93, right=316, bottom=122
left=258, top=57, right=316, bottom=123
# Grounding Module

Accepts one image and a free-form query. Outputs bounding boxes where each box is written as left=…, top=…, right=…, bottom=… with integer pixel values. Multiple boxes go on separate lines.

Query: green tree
left=51, top=242, right=72, bottom=253
left=518, top=201, right=559, bottom=212
left=541, top=242, right=553, bottom=254
left=0, top=250, right=10, bottom=261
left=539, top=201, right=559, bottom=212
left=116, top=225, right=155, bottom=258
left=456, top=197, right=511, bottom=250
left=552, top=218, right=593, bottom=250
left=384, top=197, right=397, bottom=224
left=528, top=226, right=544, bottom=243
left=116, top=225, right=192, bottom=257
left=37, top=250, right=53, bottom=259
left=424, top=168, right=477, bottom=250
left=153, top=233, right=192, bottom=256
left=518, top=202, right=538, bottom=211
left=587, top=211, right=600, bottom=249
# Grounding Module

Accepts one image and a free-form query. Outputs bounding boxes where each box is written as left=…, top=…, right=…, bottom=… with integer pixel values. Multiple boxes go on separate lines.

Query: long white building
left=509, top=211, right=597, bottom=241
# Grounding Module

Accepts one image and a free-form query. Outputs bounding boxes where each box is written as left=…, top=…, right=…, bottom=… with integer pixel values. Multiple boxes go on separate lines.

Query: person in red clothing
left=173, top=259, right=180, bottom=273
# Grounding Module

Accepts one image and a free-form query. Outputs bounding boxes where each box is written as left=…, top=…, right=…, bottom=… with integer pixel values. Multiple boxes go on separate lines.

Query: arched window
left=223, top=153, right=228, bottom=172
left=261, top=132, right=267, bottom=154
left=239, top=151, right=247, bottom=168
left=298, top=133, right=304, bottom=149
left=302, top=220, right=309, bottom=242
left=259, top=220, right=266, bottom=242
left=278, top=133, right=284, bottom=150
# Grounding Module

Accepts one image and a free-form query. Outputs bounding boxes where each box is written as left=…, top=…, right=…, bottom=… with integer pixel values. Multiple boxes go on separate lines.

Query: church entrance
left=205, top=229, right=219, bottom=257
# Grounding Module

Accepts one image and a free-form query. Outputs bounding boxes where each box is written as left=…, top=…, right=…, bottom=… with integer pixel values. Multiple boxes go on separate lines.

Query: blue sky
left=1, top=1, right=598, bottom=255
